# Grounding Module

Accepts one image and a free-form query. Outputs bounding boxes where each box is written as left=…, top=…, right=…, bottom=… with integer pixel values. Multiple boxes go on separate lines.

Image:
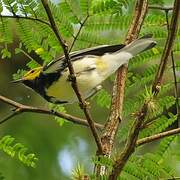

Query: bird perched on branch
left=13, top=34, right=156, bottom=104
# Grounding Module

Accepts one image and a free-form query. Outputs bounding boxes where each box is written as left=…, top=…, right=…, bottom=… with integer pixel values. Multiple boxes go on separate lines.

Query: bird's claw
left=67, top=74, right=76, bottom=82
left=79, top=101, right=90, bottom=109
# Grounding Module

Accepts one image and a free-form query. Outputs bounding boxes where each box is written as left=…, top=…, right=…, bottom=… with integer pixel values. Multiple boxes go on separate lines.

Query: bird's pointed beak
left=11, top=78, right=24, bottom=83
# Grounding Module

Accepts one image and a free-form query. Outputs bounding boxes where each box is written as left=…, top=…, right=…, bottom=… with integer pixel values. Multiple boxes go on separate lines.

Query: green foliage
left=1, top=48, right=11, bottom=58
left=157, top=135, right=177, bottom=157
left=0, top=0, right=179, bottom=179
left=119, top=129, right=178, bottom=179
left=149, top=0, right=164, bottom=5
left=71, top=163, right=87, bottom=180
left=92, top=0, right=130, bottom=15
left=176, top=60, right=180, bottom=71
left=92, top=147, right=177, bottom=179
left=26, top=59, right=41, bottom=69
left=92, top=155, right=113, bottom=168
left=13, top=69, right=27, bottom=80
left=139, top=153, right=174, bottom=178
left=0, top=18, right=13, bottom=59
left=0, top=135, right=38, bottom=167
left=94, top=89, right=111, bottom=109
left=48, top=103, right=67, bottom=126
left=140, top=113, right=177, bottom=138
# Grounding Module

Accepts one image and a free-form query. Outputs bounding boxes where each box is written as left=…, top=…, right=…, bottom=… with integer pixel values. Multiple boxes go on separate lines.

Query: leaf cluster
left=0, top=135, right=38, bottom=168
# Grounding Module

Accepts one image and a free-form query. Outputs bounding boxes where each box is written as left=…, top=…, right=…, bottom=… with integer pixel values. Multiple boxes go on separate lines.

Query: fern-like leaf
left=0, top=135, right=38, bottom=167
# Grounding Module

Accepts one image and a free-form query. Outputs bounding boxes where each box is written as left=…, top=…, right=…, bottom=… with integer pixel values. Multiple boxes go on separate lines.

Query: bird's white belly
left=45, top=53, right=129, bottom=103
left=46, top=70, right=102, bottom=103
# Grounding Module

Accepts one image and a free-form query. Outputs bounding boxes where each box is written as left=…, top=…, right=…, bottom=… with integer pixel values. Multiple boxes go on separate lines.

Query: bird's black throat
left=22, top=72, right=61, bottom=102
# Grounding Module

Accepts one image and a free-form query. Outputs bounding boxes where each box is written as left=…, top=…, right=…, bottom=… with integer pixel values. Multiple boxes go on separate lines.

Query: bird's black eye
left=31, top=70, right=35, bottom=73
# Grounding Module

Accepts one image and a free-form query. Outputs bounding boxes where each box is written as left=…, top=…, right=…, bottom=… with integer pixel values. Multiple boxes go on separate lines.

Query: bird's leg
left=79, top=85, right=102, bottom=109
left=49, top=97, right=68, bottom=105
left=86, top=85, right=103, bottom=99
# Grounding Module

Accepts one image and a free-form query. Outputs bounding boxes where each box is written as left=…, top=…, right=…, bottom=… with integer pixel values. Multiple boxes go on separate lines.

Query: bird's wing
left=43, top=44, right=125, bottom=74
left=70, top=44, right=125, bottom=57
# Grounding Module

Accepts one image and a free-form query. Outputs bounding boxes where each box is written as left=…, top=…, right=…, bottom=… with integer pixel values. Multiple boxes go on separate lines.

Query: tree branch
left=94, top=0, right=149, bottom=176
left=101, top=0, right=148, bottom=161
left=171, top=51, right=180, bottom=125
left=0, top=95, right=103, bottom=129
left=0, top=15, right=50, bottom=26
left=109, top=0, right=180, bottom=179
left=69, top=15, right=89, bottom=52
left=164, top=10, right=180, bottom=127
left=148, top=5, right=173, bottom=11
left=41, top=0, right=103, bottom=153
left=152, top=0, right=180, bottom=93
left=136, top=128, right=180, bottom=146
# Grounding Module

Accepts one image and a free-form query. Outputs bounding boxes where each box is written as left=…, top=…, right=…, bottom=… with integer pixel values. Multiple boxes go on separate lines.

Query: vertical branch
left=171, top=52, right=180, bottom=124
left=152, top=0, right=180, bottom=94
left=69, top=15, right=89, bottom=52
left=101, top=0, right=148, bottom=158
left=165, top=10, right=179, bottom=126
left=41, top=0, right=103, bottom=153
left=109, top=0, right=180, bottom=179
left=94, top=0, right=148, bottom=176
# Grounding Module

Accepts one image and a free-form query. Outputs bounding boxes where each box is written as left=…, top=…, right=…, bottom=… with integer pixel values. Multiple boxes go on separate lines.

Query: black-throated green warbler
left=13, top=34, right=156, bottom=104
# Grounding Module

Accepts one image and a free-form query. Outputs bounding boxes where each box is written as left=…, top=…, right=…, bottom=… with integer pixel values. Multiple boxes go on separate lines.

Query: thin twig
left=65, top=0, right=81, bottom=24
left=69, top=15, right=89, bottom=52
left=148, top=5, right=173, bottom=11
left=19, top=3, right=28, bottom=17
left=0, top=15, right=50, bottom=26
left=141, top=113, right=163, bottom=128
left=41, top=0, right=103, bottom=153
left=0, top=95, right=103, bottom=129
left=109, top=0, right=180, bottom=179
left=0, top=111, right=19, bottom=125
left=152, top=0, right=180, bottom=94
left=165, top=10, right=180, bottom=127
left=28, top=3, right=38, bottom=18
left=171, top=52, right=180, bottom=126
left=160, top=177, right=180, bottom=180
left=7, top=1, right=16, bottom=16
left=136, top=127, right=180, bottom=146
left=18, top=48, right=41, bottom=66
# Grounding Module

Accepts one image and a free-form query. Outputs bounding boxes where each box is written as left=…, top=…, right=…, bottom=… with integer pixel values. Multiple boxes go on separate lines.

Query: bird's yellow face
left=12, top=66, right=43, bottom=83
left=22, top=67, right=43, bottom=81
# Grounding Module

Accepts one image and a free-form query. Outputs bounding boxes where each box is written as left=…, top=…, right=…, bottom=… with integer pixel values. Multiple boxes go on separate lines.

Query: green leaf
left=48, top=103, right=67, bottom=126
left=1, top=48, right=11, bottom=59
left=15, top=48, right=21, bottom=54
left=0, top=135, right=38, bottom=168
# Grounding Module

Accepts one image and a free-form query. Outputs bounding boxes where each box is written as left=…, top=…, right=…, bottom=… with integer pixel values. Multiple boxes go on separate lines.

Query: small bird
left=13, top=34, right=156, bottom=104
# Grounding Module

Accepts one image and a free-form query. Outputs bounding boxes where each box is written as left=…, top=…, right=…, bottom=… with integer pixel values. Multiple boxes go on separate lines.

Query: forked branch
left=0, top=15, right=50, bottom=26
left=101, top=0, right=148, bottom=160
left=0, top=95, right=103, bottom=129
left=41, top=0, right=103, bottom=153
left=136, top=127, right=180, bottom=146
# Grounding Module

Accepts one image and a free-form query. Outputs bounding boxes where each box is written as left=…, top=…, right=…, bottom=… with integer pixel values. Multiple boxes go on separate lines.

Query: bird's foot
left=79, top=101, right=90, bottom=110
left=67, top=74, right=76, bottom=82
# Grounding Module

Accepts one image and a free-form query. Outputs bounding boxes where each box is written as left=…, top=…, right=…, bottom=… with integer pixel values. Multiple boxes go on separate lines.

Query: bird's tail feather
left=121, top=34, right=157, bottom=56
